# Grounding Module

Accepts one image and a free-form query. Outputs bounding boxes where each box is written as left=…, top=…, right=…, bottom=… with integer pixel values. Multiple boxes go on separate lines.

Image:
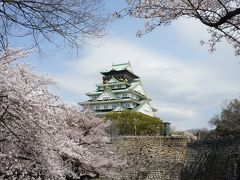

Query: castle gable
left=130, top=81, right=146, bottom=96
left=96, top=91, right=119, bottom=101
left=135, top=101, right=154, bottom=117
left=107, top=77, right=121, bottom=84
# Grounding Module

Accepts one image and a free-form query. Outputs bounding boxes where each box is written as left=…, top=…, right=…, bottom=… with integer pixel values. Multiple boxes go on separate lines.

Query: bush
left=105, top=110, right=164, bottom=136
left=210, top=98, right=240, bottom=137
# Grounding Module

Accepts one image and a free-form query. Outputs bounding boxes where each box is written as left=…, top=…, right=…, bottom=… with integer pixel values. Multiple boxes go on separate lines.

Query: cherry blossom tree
left=0, top=0, right=108, bottom=52
left=0, top=49, right=121, bottom=179
left=118, top=0, right=240, bottom=55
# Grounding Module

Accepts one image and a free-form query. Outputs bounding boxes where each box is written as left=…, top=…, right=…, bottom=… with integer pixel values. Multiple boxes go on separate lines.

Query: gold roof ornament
left=105, top=84, right=109, bottom=90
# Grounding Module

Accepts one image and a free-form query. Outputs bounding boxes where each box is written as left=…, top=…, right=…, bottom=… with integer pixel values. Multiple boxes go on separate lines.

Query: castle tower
left=79, top=62, right=157, bottom=117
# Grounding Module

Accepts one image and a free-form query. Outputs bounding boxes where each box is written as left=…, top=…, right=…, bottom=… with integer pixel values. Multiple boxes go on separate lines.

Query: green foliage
left=188, top=128, right=216, bottom=140
left=210, top=98, right=240, bottom=137
left=105, top=110, right=164, bottom=136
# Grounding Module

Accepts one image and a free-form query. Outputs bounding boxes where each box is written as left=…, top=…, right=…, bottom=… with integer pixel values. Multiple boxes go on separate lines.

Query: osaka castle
left=79, top=62, right=157, bottom=117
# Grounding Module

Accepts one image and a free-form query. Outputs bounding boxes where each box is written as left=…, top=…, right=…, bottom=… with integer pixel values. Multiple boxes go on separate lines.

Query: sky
left=16, top=1, right=240, bottom=130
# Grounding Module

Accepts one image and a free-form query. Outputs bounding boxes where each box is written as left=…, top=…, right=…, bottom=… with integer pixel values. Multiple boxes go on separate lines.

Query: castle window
left=96, top=105, right=100, bottom=110
left=103, top=97, right=110, bottom=100
left=104, top=105, right=108, bottom=109
left=125, top=103, right=130, bottom=108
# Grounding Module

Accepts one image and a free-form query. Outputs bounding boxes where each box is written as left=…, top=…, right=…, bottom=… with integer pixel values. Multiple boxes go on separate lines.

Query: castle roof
left=86, top=80, right=150, bottom=100
left=112, top=62, right=133, bottom=72
left=100, top=62, right=139, bottom=79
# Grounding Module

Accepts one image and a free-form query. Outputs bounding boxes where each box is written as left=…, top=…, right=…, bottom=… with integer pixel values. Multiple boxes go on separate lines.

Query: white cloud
left=50, top=37, right=240, bottom=130
left=158, top=105, right=196, bottom=119
left=173, top=17, right=238, bottom=58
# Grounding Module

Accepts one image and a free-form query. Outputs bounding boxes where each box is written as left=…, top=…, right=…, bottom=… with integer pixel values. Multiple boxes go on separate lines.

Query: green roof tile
left=112, top=62, right=132, bottom=72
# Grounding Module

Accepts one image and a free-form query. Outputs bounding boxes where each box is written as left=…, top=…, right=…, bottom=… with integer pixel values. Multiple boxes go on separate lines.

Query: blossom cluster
left=0, top=49, right=122, bottom=179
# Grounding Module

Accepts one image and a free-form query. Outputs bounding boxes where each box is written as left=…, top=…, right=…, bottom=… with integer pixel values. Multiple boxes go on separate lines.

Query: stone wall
left=111, top=136, right=240, bottom=180
left=181, top=136, right=240, bottom=180
left=113, top=136, right=187, bottom=180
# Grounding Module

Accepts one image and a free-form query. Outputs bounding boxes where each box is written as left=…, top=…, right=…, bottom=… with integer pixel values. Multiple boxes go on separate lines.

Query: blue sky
left=16, top=1, right=240, bottom=130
